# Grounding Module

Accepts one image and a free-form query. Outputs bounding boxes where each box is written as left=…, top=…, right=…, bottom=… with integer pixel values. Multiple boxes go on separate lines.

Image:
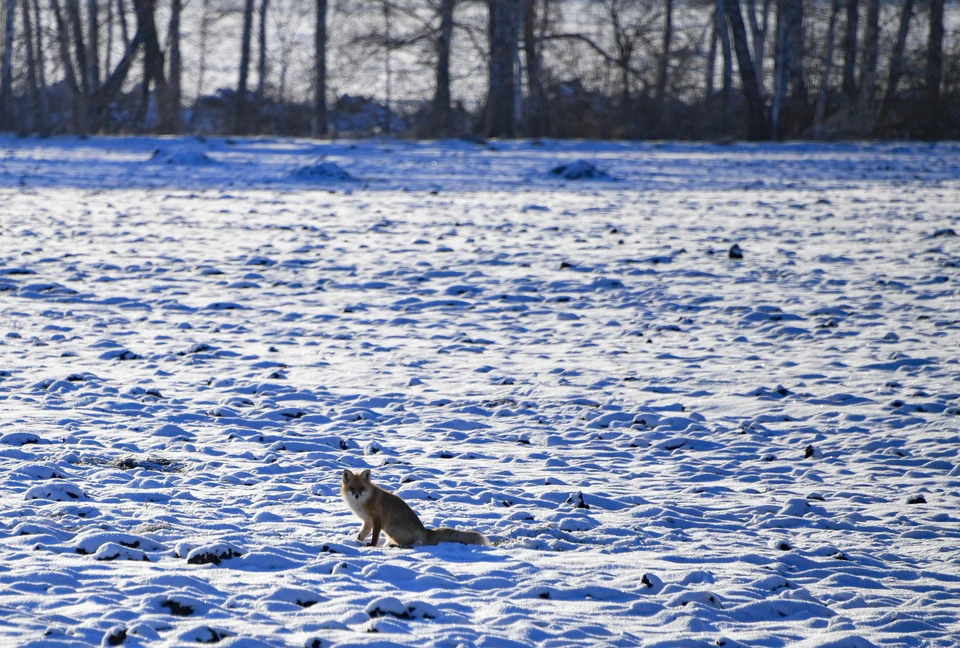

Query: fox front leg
left=370, top=520, right=382, bottom=547
left=357, top=521, right=372, bottom=542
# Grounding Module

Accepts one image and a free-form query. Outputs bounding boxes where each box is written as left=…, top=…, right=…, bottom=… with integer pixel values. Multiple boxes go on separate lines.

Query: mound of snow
left=24, top=483, right=88, bottom=502
left=185, top=541, right=244, bottom=565
left=289, top=161, right=356, bottom=182
left=1, top=432, right=46, bottom=446
left=149, top=149, right=216, bottom=165
left=74, top=531, right=165, bottom=554
left=549, top=160, right=615, bottom=181
left=92, top=542, right=149, bottom=562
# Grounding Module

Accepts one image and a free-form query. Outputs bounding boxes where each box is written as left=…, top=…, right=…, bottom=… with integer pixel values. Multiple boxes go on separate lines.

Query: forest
left=0, top=0, right=954, bottom=141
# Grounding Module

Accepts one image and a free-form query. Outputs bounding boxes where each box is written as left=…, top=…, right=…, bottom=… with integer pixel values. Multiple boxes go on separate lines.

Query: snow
left=1, top=135, right=959, bottom=647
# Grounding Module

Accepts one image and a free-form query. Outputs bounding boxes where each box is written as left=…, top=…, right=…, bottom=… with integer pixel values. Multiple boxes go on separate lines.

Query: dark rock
left=728, top=244, right=743, bottom=259
left=104, top=628, right=127, bottom=646
left=161, top=599, right=194, bottom=616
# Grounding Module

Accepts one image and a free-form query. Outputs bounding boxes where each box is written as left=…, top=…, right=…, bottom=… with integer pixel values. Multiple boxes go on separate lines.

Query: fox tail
left=426, top=527, right=489, bottom=547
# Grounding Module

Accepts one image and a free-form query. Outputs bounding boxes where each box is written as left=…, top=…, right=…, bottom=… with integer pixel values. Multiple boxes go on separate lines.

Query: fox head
left=341, top=469, right=372, bottom=501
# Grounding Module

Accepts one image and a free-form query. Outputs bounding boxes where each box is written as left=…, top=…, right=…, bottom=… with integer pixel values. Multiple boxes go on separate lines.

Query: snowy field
left=1, top=136, right=959, bottom=648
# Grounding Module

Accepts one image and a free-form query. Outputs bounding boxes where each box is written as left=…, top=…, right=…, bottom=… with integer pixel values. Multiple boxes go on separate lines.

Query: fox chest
left=343, top=491, right=372, bottom=522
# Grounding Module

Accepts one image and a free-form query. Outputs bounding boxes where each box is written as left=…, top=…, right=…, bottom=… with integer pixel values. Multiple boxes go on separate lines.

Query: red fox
left=341, top=469, right=489, bottom=547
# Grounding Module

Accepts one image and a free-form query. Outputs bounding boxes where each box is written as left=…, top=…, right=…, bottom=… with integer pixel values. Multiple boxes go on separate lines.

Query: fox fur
left=341, top=469, right=489, bottom=548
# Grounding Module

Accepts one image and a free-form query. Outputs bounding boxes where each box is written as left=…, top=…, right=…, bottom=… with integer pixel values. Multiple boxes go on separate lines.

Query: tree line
left=0, top=0, right=954, bottom=141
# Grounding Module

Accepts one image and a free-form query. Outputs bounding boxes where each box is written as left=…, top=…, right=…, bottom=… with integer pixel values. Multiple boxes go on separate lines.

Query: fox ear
left=360, top=469, right=371, bottom=482
left=342, top=469, right=352, bottom=483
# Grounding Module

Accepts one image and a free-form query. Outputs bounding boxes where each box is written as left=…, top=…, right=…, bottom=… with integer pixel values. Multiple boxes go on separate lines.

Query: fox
left=340, top=469, right=489, bottom=548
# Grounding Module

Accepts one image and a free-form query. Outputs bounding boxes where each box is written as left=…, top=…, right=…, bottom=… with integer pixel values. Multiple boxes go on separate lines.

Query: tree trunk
left=92, top=14, right=142, bottom=128
left=134, top=35, right=149, bottom=124
left=32, top=0, right=49, bottom=124
left=67, top=0, right=90, bottom=96
left=21, top=0, right=47, bottom=133
left=1, top=0, right=17, bottom=131
left=716, top=0, right=734, bottom=134
left=879, top=0, right=913, bottom=122
left=771, top=0, right=804, bottom=138
left=745, top=0, right=763, bottom=96
left=132, top=0, right=169, bottom=132
left=383, top=1, right=391, bottom=134
left=789, top=0, right=806, bottom=104
left=87, top=0, right=99, bottom=93
left=523, top=0, right=546, bottom=137
left=195, top=0, right=209, bottom=107
left=706, top=7, right=717, bottom=98
left=50, top=0, right=86, bottom=133
left=486, top=0, right=521, bottom=138
left=105, top=0, right=112, bottom=72
left=840, top=0, right=857, bottom=99
left=116, top=0, right=128, bottom=48
left=655, top=0, right=673, bottom=104
left=433, top=0, right=454, bottom=136
left=858, top=0, right=878, bottom=117
left=235, top=0, right=255, bottom=133
left=814, top=0, right=841, bottom=138
left=168, top=0, right=181, bottom=131
left=312, top=0, right=327, bottom=136
left=923, top=0, right=944, bottom=139
left=256, top=0, right=268, bottom=113
left=771, top=0, right=790, bottom=139
left=723, top=0, right=768, bottom=139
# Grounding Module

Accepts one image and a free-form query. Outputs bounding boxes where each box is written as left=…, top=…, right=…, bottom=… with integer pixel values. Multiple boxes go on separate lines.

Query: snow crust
left=0, top=135, right=959, bottom=647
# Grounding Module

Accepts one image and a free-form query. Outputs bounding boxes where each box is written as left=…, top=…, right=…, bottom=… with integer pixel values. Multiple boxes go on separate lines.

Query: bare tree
left=236, top=0, right=255, bottom=133
left=271, top=0, right=308, bottom=111
left=131, top=0, right=171, bottom=131
left=878, top=0, right=913, bottom=123
left=22, top=0, right=49, bottom=132
left=117, top=0, right=129, bottom=48
left=312, top=0, right=327, bottom=136
left=523, top=0, right=548, bottom=137
left=66, top=0, right=90, bottom=98
left=923, top=0, right=944, bottom=139
left=92, top=0, right=144, bottom=127
left=1, top=0, right=18, bottom=130
left=87, top=0, right=99, bottom=92
left=486, top=0, right=520, bottom=137
left=256, top=0, right=269, bottom=112
left=706, top=5, right=717, bottom=96
left=771, top=0, right=804, bottom=138
left=723, top=0, right=768, bottom=139
left=858, top=0, right=878, bottom=118
left=32, top=0, right=50, bottom=125
left=433, top=0, right=454, bottom=136
left=194, top=0, right=210, bottom=107
left=655, top=0, right=672, bottom=106
left=744, top=0, right=771, bottom=96
left=715, top=0, right=734, bottom=133
left=50, top=0, right=86, bottom=132
left=814, top=0, right=841, bottom=138
left=105, top=0, right=113, bottom=71
left=840, top=0, right=857, bottom=99
left=168, top=0, right=181, bottom=131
